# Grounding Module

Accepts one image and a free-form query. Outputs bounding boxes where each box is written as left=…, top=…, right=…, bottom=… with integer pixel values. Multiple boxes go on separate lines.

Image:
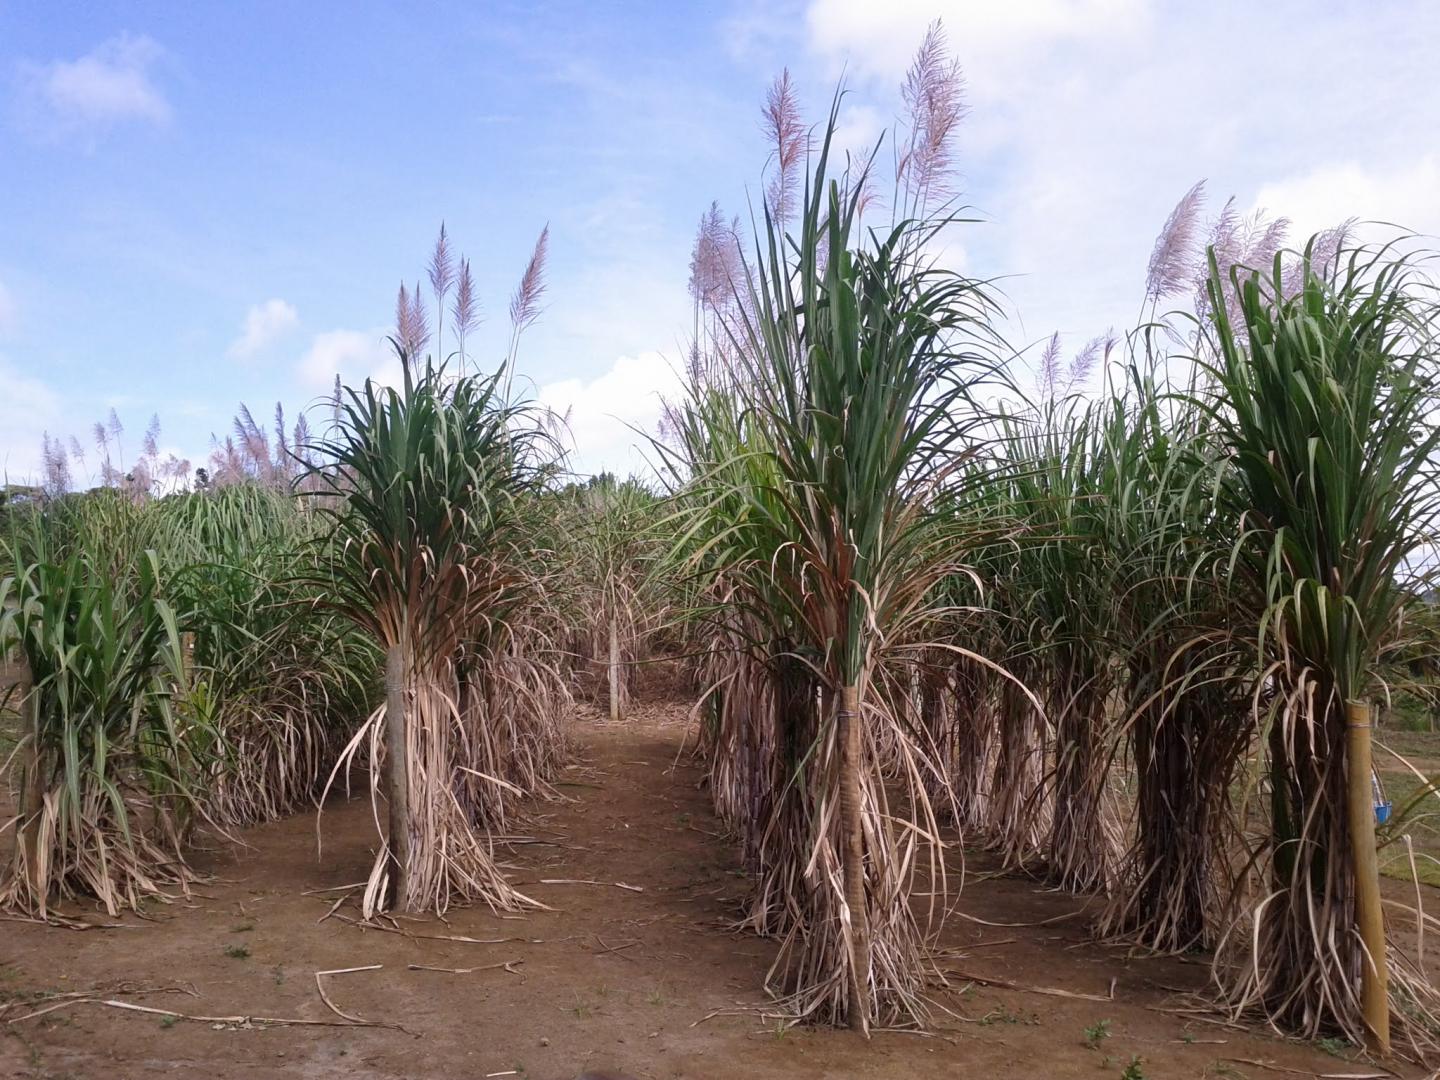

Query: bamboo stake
left=384, top=645, right=410, bottom=911
left=837, top=683, right=871, bottom=1035
left=1345, top=699, right=1389, bottom=1057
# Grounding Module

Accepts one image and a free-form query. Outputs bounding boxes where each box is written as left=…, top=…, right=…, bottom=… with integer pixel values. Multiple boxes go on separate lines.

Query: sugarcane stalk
left=837, top=683, right=870, bottom=1034
left=608, top=614, right=622, bottom=723
left=180, top=631, right=194, bottom=686
left=17, top=671, right=43, bottom=898
left=384, top=644, right=410, bottom=910
left=1345, top=699, right=1388, bottom=1057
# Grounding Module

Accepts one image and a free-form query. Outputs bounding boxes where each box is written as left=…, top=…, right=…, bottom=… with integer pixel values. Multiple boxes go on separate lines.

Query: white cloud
left=18, top=33, right=171, bottom=139
left=537, top=351, right=684, bottom=478
left=0, top=357, right=61, bottom=483
left=790, top=0, right=1440, bottom=375
left=804, top=0, right=1146, bottom=92
left=298, top=328, right=400, bottom=391
left=1253, top=156, right=1440, bottom=245
left=797, top=0, right=1161, bottom=352
left=832, top=103, right=884, bottom=162
left=227, top=298, right=300, bottom=360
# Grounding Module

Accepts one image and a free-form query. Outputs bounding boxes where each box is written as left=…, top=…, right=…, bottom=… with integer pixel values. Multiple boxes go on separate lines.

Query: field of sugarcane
left=5, top=25, right=1440, bottom=1077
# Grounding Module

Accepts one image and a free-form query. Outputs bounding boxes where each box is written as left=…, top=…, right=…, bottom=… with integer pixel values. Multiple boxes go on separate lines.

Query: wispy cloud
left=804, top=0, right=1145, bottom=92
left=0, top=357, right=60, bottom=482
left=298, top=328, right=399, bottom=391
left=16, top=33, right=172, bottom=141
left=1253, top=156, right=1440, bottom=243
left=228, top=298, right=300, bottom=360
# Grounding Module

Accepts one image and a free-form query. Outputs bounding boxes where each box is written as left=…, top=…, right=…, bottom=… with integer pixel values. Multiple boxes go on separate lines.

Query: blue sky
left=3, top=1, right=1438, bottom=483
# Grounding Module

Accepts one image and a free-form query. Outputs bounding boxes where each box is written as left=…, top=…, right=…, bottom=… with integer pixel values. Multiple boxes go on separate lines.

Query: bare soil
left=0, top=684, right=1413, bottom=1079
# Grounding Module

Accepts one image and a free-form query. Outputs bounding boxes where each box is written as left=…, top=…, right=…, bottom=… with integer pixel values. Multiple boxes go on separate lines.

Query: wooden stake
left=384, top=645, right=410, bottom=911
left=837, top=683, right=871, bottom=1035
left=1346, top=699, right=1389, bottom=1058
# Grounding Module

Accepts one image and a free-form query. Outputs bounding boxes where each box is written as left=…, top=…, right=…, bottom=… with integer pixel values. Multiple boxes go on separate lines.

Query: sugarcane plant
left=1093, top=356, right=1255, bottom=954
left=565, top=475, right=665, bottom=721
left=672, top=96, right=1012, bottom=1030
left=989, top=391, right=1122, bottom=891
left=313, top=354, right=564, bottom=917
left=1201, top=241, right=1440, bottom=1055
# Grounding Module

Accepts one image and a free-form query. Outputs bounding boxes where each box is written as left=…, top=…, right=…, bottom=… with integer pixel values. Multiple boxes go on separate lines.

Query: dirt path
left=0, top=690, right=1407, bottom=1079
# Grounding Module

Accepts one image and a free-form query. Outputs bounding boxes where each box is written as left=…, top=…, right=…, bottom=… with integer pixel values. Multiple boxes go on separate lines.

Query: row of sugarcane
left=661, top=102, right=1440, bottom=1059
left=0, top=354, right=622, bottom=922
left=0, top=483, right=377, bottom=916
left=0, top=208, right=671, bottom=928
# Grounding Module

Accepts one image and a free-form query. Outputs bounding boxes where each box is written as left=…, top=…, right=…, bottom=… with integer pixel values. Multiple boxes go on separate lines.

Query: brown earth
left=0, top=685, right=1412, bottom=1080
